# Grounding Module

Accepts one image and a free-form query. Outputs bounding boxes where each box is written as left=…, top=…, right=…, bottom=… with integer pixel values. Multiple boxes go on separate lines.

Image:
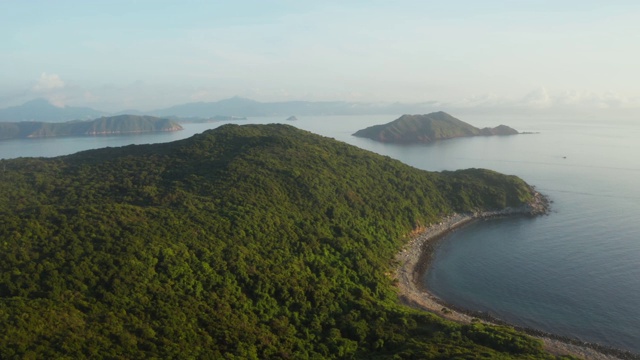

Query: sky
left=2, top=0, right=640, bottom=113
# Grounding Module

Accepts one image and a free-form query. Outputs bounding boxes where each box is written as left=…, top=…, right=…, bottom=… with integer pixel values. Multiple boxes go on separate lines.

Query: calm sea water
left=1, top=114, right=639, bottom=353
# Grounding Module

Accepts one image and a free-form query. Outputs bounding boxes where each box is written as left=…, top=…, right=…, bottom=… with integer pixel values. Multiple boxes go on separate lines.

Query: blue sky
left=2, top=0, right=640, bottom=112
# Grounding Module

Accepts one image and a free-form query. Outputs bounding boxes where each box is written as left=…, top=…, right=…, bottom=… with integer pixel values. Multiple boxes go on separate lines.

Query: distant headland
left=0, top=115, right=182, bottom=140
left=353, top=111, right=519, bottom=144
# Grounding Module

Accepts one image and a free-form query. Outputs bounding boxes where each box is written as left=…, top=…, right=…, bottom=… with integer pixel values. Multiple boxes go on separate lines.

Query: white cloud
left=452, top=93, right=511, bottom=108
left=520, top=87, right=552, bottom=108
left=555, top=90, right=629, bottom=109
left=27, top=73, right=68, bottom=107
left=32, top=72, right=65, bottom=92
left=446, top=87, right=639, bottom=113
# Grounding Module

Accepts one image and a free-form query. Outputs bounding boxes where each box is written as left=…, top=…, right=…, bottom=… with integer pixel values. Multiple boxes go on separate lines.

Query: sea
left=1, top=114, right=639, bottom=354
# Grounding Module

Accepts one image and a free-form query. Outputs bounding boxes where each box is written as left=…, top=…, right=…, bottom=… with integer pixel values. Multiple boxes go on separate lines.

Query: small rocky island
left=353, top=111, right=518, bottom=144
left=286, top=115, right=298, bottom=121
left=0, top=115, right=183, bottom=140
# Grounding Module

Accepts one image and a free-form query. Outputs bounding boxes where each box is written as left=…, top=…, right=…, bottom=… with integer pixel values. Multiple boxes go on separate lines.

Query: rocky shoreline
left=395, top=189, right=639, bottom=360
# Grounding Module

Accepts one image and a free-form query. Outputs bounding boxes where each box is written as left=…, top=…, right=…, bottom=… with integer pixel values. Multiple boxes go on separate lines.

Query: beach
left=394, top=191, right=638, bottom=360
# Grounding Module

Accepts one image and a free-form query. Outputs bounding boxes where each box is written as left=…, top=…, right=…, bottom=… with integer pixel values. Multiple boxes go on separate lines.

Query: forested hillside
left=0, top=124, right=568, bottom=359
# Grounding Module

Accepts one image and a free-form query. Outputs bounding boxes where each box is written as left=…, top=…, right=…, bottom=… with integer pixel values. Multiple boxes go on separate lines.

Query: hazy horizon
left=3, top=1, right=640, bottom=115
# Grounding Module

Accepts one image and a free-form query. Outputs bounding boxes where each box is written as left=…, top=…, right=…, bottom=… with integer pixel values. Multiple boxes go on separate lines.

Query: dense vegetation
left=352, top=112, right=518, bottom=144
left=0, top=115, right=182, bottom=140
left=0, top=124, right=569, bottom=359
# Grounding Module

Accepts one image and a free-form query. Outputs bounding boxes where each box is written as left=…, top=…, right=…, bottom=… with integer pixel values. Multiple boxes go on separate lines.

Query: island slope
left=0, top=124, right=562, bottom=359
left=353, top=111, right=518, bottom=144
left=0, top=115, right=182, bottom=140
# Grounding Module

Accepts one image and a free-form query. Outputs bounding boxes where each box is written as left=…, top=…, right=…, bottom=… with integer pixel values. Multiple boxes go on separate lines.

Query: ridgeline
left=353, top=112, right=518, bottom=144
left=0, top=124, right=568, bottom=359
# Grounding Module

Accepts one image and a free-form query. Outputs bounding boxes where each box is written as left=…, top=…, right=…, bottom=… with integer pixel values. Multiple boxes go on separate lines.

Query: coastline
left=394, top=190, right=639, bottom=360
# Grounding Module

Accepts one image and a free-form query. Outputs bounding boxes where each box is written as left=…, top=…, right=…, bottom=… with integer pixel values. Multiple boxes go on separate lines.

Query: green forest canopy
left=0, top=124, right=570, bottom=359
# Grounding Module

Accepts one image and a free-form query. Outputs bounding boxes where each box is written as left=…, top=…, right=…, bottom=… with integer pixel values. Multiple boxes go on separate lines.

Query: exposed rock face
left=353, top=112, right=519, bottom=144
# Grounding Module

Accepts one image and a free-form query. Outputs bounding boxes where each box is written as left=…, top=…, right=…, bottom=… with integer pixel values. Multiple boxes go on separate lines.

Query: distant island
left=286, top=115, right=298, bottom=121
left=0, top=115, right=182, bottom=140
left=353, top=111, right=519, bottom=144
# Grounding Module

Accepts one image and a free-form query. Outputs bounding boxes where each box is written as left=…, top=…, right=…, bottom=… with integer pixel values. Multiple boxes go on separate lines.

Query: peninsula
left=0, top=115, right=182, bottom=140
left=353, top=111, right=518, bottom=144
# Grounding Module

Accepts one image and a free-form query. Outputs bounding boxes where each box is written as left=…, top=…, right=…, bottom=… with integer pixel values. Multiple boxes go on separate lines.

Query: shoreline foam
left=394, top=190, right=639, bottom=360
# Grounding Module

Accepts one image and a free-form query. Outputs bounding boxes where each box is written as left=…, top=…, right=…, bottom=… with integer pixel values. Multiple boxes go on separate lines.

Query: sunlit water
left=1, top=114, right=639, bottom=353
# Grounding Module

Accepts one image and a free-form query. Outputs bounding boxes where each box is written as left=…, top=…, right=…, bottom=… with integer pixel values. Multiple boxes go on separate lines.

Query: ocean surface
left=2, top=114, right=639, bottom=353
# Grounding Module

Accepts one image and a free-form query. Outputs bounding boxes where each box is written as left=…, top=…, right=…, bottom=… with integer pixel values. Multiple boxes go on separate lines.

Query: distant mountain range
left=0, top=115, right=182, bottom=140
left=0, top=98, right=107, bottom=122
left=352, top=112, right=519, bottom=144
left=0, top=97, right=441, bottom=122
left=149, top=96, right=431, bottom=117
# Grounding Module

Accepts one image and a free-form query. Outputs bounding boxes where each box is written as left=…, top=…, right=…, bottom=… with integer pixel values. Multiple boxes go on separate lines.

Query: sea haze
left=1, top=114, right=639, bottom=353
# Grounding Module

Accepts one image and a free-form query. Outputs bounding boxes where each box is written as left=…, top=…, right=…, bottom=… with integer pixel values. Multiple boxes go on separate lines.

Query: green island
left=0, top=115, right=182, bottom=140
left=352, top=112, right=518, bottom=144
left=0, top=124, right=573, bottom=359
